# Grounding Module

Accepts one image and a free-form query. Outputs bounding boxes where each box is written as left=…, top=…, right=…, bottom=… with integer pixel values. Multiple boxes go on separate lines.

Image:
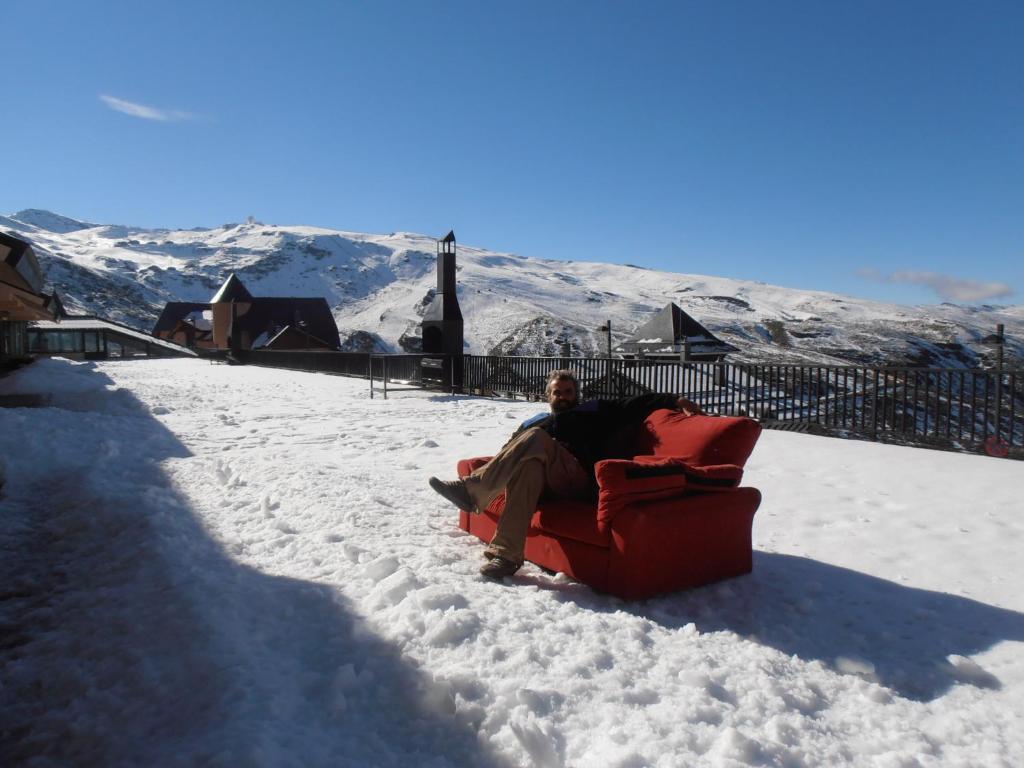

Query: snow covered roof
left=31, top=316, right=198, bottom=356
left=210, top=273, right=253, bottom=303
left=235, top=298, right=341, bottom=349
left=153, top=302, right=214, bottom=334
left=619, top=302, right=736, bottom=356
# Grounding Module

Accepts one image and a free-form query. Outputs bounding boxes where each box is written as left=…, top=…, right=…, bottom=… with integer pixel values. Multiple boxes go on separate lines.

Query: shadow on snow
left=0, top=364, right=506, bottom=767
left=524, top=550, right=1024, bottom=703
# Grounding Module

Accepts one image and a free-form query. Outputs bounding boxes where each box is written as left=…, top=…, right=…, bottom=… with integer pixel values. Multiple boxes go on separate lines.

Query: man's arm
left=676, top=396, right=702, bottom=416
left=608, top=394, right=703, bottom=418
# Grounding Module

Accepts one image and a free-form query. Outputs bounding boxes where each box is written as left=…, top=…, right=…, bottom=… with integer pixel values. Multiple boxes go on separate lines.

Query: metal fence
left=463, top=356, right=1023, bottom=453
left=232, top=349, right=375, bottom=377
left=231, top=349, right=457, bottom=398
left=229, top=350, right=1022, bottom=455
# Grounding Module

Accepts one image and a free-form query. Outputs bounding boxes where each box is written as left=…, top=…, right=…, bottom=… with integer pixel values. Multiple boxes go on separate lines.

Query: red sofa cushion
left=637, top=410, right=762, bottom=467
left=533, top=499, right=609, bottom=548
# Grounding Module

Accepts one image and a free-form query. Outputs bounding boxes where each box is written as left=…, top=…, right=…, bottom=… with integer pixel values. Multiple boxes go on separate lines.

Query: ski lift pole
left=599, top=320, right=612, bottom=395
left=995, top=324, right=1004, bottom=442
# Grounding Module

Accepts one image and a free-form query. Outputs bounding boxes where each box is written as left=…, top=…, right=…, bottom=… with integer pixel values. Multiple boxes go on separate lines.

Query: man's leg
left=484, top=458, right=546, bottom=565
left=463, top=428, right=557, bottom=511
left=428, top=427, right=552, bottom=513
left=463, top=428, right=589, bottom=566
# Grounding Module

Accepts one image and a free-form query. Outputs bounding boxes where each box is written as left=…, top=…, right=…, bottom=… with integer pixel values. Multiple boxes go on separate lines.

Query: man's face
left=547, top=379, right=578, bottom=413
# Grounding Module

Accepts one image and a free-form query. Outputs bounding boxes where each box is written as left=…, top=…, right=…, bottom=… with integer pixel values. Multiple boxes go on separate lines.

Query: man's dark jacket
left=510, top=394, right=679, bottom=477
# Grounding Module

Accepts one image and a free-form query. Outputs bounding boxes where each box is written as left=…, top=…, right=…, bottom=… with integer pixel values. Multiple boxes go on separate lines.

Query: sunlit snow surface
left=2, top=358, right=1023, bottom=767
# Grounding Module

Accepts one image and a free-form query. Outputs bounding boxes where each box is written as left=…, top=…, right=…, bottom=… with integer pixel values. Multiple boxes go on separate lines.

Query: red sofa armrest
left=606, top=487, right=762, bottom=599
left=631, top=455, right=745, bottom=491
left=457, top=457, right=491, bottom=478
left=596, top=458, right=745, bottom=533
left=595, top=458, right=689, bottom=533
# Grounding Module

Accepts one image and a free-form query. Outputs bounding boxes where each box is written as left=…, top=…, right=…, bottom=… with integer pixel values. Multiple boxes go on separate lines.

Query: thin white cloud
left=857, top=267, right=1014, bottom=303
left=99, top=94, right=196, bottom=122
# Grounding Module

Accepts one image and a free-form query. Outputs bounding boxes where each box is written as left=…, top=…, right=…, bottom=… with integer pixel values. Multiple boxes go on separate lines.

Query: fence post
left=995, top=324, right=1004, bottom=443
left=368, top=355, right=374, bottom=399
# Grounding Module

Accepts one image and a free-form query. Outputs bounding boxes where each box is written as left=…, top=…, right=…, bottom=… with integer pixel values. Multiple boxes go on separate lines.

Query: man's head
left=546, top=369, right=580, bottom=413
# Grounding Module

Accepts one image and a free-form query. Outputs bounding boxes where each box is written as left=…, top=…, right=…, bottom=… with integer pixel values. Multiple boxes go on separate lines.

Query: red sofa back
left=635, top=410, right=762, bottom=466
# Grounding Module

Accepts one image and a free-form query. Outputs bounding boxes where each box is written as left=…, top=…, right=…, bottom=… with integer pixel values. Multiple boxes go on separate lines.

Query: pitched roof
left=0, top=231, right=45, bottom=293
left=255, top=324, right=336, bottom=350
left=233, top=297, right=340, bottom=349
left=620, top=303, right=736, bottom=355
left=31, top=316, right=198, bottom=356
left=44, top=291, right=68, bottom=318
left=152, top=302, right=212, bottom=334
left=440, top=230, right=456, bottom=244
left=210, top=273, right=253, bottom=303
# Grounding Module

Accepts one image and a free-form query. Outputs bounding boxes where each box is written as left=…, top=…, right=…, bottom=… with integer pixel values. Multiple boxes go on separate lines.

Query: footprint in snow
left=273, top=519, right=297, bottom=535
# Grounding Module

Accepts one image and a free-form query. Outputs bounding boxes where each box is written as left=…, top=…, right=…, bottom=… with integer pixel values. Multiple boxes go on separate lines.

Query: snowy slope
left=3, top=209, right=1021, bottom=366
left=1, top=358, right=1022, bottom=766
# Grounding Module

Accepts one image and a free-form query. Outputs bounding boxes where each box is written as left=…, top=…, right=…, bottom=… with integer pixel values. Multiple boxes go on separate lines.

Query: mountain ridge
left=4, top=209, right=1020, bottom=368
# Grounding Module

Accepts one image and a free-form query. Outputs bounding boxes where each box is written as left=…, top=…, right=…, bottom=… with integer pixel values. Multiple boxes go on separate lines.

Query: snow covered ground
left=1, top=358, right=1022, bottom=767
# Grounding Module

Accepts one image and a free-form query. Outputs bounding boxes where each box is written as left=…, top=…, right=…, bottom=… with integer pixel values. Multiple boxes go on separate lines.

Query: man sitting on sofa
left=429, top=369, right=702, bottom=580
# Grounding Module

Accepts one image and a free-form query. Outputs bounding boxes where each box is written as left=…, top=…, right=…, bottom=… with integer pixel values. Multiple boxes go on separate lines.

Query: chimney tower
left=420, top=230, right=464, bottom=389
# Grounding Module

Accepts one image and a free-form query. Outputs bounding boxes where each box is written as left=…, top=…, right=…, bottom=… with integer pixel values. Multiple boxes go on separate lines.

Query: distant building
left=0, top=232, right=59, bottom=368
left=30, top=316, right=197, bottom=360
left=616, top=302, right=736, bottom=362
left=152, top=274, right=341, bottom=352
left=152, top=302, right=215, bottom=349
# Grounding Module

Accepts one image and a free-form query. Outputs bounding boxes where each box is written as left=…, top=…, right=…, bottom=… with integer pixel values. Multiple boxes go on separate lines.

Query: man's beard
left=550, top=398, right=577, bottom=413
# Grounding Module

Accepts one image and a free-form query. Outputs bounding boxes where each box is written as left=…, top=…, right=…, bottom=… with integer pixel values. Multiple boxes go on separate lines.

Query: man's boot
left=428, top=477, right=476, bottom=512
left=479, top=556, right=520, bottom=580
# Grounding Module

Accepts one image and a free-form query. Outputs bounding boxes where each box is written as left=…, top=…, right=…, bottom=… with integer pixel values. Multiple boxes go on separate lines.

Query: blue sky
left=2, top=0, right=1021, bottom=306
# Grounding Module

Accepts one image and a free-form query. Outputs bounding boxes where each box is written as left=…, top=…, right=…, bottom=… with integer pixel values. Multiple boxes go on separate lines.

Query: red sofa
left=457, top=409, right=763, bottom=599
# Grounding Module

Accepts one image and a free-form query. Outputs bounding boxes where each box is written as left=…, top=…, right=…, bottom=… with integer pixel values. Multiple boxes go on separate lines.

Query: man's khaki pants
left=462, top=428, right=590, bottom=565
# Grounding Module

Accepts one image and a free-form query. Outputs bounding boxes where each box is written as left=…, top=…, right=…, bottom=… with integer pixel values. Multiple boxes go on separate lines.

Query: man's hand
left=676, top=396, right=702, bottom=416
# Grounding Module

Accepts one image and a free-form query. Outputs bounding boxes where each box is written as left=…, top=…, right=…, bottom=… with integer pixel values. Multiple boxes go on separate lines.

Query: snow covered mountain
left=3, top=209, right=1021, bottom=367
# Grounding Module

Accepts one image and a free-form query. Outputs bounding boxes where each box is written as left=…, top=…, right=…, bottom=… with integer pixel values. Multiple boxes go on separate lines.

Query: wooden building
left=152, top=274, right=341, bottom=352
left=1, top=232, right=59, bottom=369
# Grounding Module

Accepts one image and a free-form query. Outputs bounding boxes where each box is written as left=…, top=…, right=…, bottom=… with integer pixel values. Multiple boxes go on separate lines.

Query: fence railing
left=229, top=350, right=1022, bottom=454
left=232, top=349, right=375, bottom=377
left=232, top=349, right=458, bottom=398
left=463, top=356, right=1023, bottom=452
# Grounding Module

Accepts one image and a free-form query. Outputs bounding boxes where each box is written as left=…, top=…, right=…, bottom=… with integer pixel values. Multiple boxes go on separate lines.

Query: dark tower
left=421, top=230, right=464, bottom=389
